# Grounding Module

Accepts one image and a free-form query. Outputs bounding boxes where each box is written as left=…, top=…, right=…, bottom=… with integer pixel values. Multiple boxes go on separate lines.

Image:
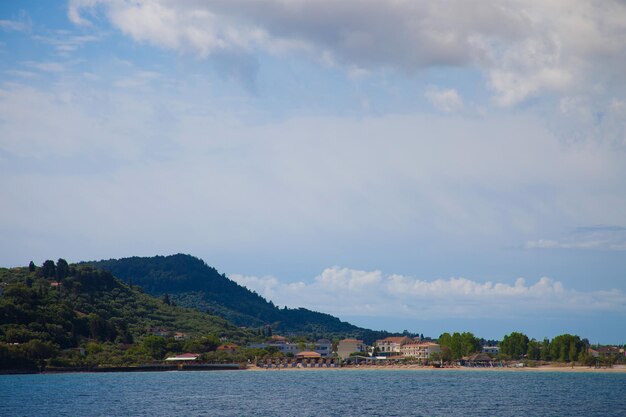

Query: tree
left=440, top=346, right=452, bottom=362
left=438, top=332, right=480, bottom=360
left=568, top=341, right=578, bottom=363
left=541, top=338, right=551, bottom=361
left=56, top=259, right=70, bottom=283
left=549, top=334, right=584, bottom=362
left=41, top=260, right=56, bottom=279
left=28, top=261, right=36, bottom=272
left=142, top=335, right=167, bottom=359
left=527, top=339, right=541, bottom=360
left=162, top=293, right=171, bottom=305
left=88, top=313, right=108, bottom=341
left=183, top=335, right=220, bottom=353
left=265, top=346, right=279, bottom=356
left=23, top=339, right=58, bottom=359
left=500, top=332, right=529, bottom=359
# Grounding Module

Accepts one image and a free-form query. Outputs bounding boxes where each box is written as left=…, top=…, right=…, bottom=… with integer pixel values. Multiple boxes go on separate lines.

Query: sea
left=1, top=369, right=625, bottom=417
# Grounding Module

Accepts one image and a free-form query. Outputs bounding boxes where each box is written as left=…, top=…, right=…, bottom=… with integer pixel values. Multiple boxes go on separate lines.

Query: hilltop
left=86, top=254, right=398, bottom=343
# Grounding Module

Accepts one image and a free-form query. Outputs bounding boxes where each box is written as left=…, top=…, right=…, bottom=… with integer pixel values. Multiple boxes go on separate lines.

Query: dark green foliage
left=182, top=335, right=220, bottom=353
left=85, top=254, right=398, bottom=344
left=497, top=334, right=588, bottom=362
left=500, top=332, right=529, bottom=359
left=142, top=335, right=167, bottom=359
left=548, top=334, right=586, bottom=362
left=0, top=263, right=255, bottom=370
left=41, top=260, right=56, bottom=278
left=527, top=339, right=541, bottom=360
left=28, top=261, right=36, bottom=272
left=438, top=332, right=480, bottom=359
left=56, top=259, right=69, bottom=282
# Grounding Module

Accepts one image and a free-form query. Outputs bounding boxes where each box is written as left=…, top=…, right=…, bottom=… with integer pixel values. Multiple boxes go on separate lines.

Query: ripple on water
left=1, top=370, right=625, bottom=417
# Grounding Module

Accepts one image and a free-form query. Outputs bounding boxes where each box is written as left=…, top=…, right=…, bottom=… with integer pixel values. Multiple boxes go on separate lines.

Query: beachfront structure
left=400, top=342, right=442, bottom=360
left=482, top=346, right=500, bottom=355
left=165, top=353, right=200, bottom=361
left=594, top=346, right=623, bottom=358
left=337, top=338, right=365, bottom=359
left=249, top=341, right=300, bottom=355
left=249, top=337, right=334, bottom=357
left=314, top=339, right=333, bottom=357
left=296, top=351, right=322, bottom=360
left=462, top=352, right=495, bottom=366
left=375, top=336, right=412, bottom=355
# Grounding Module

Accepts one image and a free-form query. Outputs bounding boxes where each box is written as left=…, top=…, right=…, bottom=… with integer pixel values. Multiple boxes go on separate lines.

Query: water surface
left=1, top=369, right=625, bottom=416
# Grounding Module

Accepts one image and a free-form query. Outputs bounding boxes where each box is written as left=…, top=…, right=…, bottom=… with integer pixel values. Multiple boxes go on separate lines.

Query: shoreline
left=248, top=364, right=626, bottom=374
left=2, top=364, right=625, bottom=376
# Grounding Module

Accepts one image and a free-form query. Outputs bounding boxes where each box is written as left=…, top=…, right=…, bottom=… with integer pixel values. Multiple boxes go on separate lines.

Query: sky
left=1, top=0, right=625, bottom=343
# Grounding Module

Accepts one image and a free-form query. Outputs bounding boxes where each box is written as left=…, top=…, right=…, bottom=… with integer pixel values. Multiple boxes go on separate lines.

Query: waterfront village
left=159, top=330, right=626, bottom=370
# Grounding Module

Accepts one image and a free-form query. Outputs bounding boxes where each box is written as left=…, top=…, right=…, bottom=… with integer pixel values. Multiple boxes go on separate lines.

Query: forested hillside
left=0, top=262, right=253, bottom=371
left=87, top=254, right=397, bottom=343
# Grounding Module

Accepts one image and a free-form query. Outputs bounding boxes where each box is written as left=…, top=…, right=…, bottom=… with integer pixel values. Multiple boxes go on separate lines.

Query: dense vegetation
left=85, top=254, right=398, bottom=344
left=0, top=260, right=255, bottom=371
left=435, top=331, right=622, bottom=366
left=437, top=332, right=481, bottom=360
left=498, top=332, right=602, bottom=364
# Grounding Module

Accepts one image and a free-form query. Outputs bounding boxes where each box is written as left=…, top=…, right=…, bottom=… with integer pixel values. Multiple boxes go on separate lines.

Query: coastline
left=247, top=364, right=626, bottom=373
left=3, top=364, right=625, bottom=376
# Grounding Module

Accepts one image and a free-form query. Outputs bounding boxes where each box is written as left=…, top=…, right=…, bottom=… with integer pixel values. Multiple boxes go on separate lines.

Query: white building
left=375, top=336, right=412, bottom=355
left=482, top=346, right=500, bottom=355
left=400, top=342, right=441, bottom=360
left=314, top=339, right=333, bottom=357
left=248, top=338, right=333, bottom=357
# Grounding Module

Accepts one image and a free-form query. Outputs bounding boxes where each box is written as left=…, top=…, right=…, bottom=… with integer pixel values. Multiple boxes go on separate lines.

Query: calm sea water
left=1, top=369, right=625, bottom=417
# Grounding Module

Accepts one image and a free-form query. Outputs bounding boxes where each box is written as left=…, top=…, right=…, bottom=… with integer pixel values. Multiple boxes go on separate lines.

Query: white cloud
left=0, top=19, right=29, bottom=32
left=424, top=86, right=464, bottom=113
left=113, top=70, right=161, bottom=89
left=0, top=11, right=32, bottom=32
left=232, top=267, right=626, bottom=320
left=32, top=33, right=102, bottom=56
left=67, top=0, right=626, bottom=105
left=526, top=226, right=626, bottom=251
left=22, top=61, right=66, bottom=73
left=2, top=78, right=626, bottom=254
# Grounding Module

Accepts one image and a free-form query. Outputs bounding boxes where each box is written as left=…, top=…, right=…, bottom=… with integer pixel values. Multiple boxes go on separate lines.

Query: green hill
left=0, top=263, right=253, bottom=371
left=86, top=254, right=397, bottom=343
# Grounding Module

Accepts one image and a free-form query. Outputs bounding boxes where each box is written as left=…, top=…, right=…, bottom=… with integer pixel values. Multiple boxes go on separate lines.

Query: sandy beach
left=249, top=364, right=626, bottom=373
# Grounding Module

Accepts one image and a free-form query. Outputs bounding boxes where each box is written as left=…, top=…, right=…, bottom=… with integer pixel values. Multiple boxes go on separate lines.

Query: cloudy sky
left=1, top=0, right=625, bottom=343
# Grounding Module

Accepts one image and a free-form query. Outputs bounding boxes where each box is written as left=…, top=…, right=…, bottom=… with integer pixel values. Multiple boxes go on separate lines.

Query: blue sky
left=1, top=0, right=625, bottom=343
